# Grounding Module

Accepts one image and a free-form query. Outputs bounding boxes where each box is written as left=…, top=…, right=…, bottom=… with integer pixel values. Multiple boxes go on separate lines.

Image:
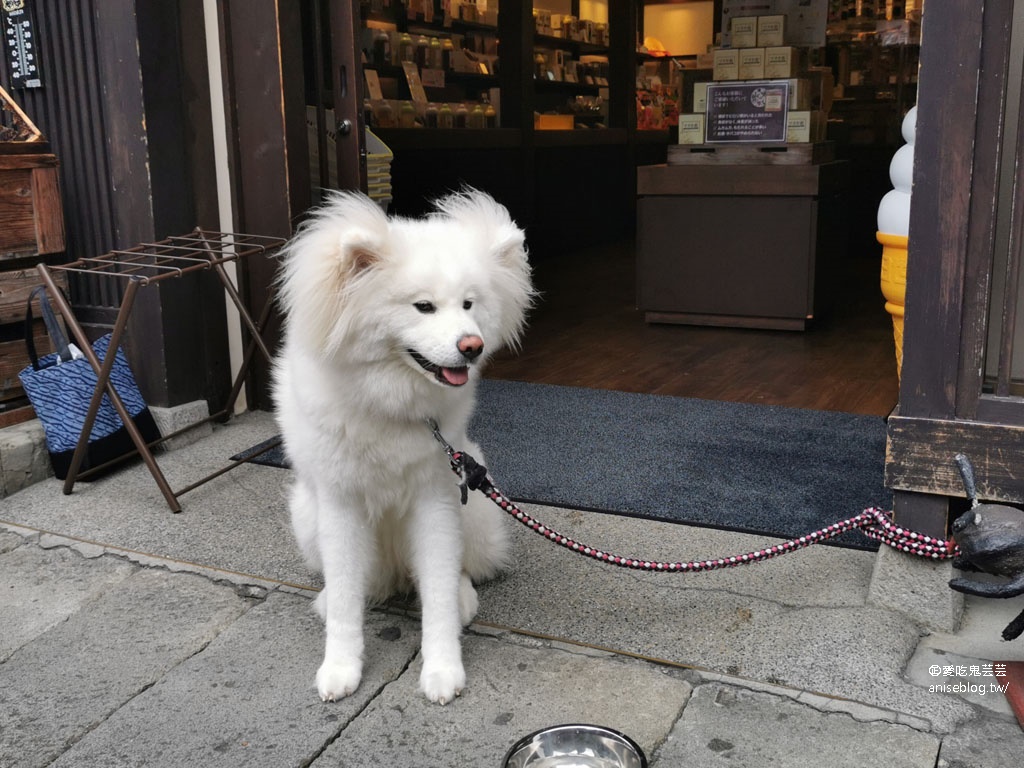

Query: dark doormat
left=233, top=379, right=891, bottom=550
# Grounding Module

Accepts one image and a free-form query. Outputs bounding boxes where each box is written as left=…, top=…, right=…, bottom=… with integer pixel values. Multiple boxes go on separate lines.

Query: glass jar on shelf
left=399, top=100, right=416, bottom=128
left=398, top=33, right=414, bottom=63
left=373, top=29, right=391, bottom=68
left=469, top=102, right=485, bottom=128
left=374, top=100, right=394, bottom=128
left=438, top=102, right=454, bottom=128
left=429, top=37, right=443, bottom=69
left=415, top=35, right=430, bottom=68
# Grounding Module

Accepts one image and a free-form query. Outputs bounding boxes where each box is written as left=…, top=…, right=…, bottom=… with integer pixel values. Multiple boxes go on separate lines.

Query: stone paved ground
left=2, top=527, right=1022, bottom=768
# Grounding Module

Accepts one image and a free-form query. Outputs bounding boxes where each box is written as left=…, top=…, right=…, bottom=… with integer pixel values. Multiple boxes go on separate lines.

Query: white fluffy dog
left=273, top=189, right=533, bottom=704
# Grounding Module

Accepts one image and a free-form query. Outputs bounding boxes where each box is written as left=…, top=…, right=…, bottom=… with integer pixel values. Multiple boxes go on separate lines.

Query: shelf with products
left=359, top=1, right=504, bottom=131
left=534, top=33, right=611, bottom=58
left=825, top=16, right=919, bottom=147
left=356, top=2, right=641, bottom=142
left=530, top=5, right=614, bottom=131
left=635, top=55, right=688, bottom=134
left=344, top=2, right=664, bottom=250
left=373, top=127, right=522, bottom=151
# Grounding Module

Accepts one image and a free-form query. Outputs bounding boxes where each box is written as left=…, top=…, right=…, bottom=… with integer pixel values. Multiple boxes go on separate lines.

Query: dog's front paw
left=420, top=659, right=466, bottom=705
left=317, top=658, right=362, bottom=702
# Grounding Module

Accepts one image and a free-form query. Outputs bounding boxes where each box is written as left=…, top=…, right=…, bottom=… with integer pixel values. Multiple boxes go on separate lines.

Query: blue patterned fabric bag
left=18, top=286, right=161, bottom=480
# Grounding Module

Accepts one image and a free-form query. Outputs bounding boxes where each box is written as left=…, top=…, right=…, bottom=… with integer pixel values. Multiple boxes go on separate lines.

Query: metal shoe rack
left=35, top=229, right=286, bottom=512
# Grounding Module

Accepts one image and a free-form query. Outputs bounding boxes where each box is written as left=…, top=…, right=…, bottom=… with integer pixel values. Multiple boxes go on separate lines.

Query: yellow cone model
left=877, top=107, right=916, bottom=380
left=878, top=232, right=908, bottom=377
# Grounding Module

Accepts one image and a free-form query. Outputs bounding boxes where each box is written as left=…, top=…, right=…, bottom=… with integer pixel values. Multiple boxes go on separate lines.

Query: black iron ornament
left=949, top=454, right=1024, bottom=641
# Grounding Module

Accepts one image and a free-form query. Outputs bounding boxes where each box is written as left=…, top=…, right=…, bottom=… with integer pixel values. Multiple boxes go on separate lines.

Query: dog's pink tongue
left=441, top=367, right=469, bottom=386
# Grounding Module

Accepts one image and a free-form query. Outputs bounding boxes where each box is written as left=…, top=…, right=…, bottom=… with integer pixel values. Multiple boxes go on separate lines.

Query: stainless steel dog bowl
left=502, top=724, right=647, bottom=768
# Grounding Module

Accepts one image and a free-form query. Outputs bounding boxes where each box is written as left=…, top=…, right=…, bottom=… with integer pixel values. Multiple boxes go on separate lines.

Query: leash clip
left=427, top=418, right=456, bottom=460
left=427, top=418, right=468, bottom=502
left=426, top=418, right=488, bottom=505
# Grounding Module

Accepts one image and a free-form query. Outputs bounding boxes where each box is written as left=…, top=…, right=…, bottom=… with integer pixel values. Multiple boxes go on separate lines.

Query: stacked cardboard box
left=680, top=14, right=832, bottom=145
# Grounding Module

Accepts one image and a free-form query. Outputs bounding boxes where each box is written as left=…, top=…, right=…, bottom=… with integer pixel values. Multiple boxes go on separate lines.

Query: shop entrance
left=221, top=1, right=1024, bottom=537
left=281, top=1, right=908, bottom=419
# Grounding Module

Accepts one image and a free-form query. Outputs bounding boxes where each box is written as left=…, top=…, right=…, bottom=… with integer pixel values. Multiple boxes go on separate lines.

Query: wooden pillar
left=219, top=0, right=311, bottom=407
left=886, top=0, right=1012, bottom=538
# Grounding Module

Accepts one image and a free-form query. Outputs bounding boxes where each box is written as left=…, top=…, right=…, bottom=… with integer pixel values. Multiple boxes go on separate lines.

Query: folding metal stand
left=35, top=229, right=286, bottom=513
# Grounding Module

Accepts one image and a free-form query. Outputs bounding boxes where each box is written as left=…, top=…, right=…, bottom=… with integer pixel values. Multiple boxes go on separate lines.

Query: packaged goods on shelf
left=786, top=78, right=813, bottom=110
left=786, top=110, right=827, bottom=143
left=535, top=114, right=575, bottom=131
left=677, top=114, right=705, bottom=144
left=534, top=7, right=553, bottom=36
left=738, top=48, right=765, bottom=80
left=713, top=49, right=739, bottom=80
left=757, top=15, right=787, bottom=47
left=693, top=81, right=709, bottom=112
left=730, top=17, right=758, bottom=48
left=764, top=47, right=802, bottom=79
left=365, top=129, right=393, bottom=211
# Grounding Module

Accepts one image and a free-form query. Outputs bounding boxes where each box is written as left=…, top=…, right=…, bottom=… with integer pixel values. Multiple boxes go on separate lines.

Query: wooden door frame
left=217, top=0, right=313, bottom=408
left=216, top=0, right=368, bottom=407
left=328, top=0, right=366, bottom=191
left=885, top=0, right=1024, bottom=537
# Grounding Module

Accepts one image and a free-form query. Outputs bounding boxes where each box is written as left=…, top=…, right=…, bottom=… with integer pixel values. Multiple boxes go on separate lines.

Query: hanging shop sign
left=705, top=81, right=790, bottom=143
left=2, top=0, right=42, bottom=88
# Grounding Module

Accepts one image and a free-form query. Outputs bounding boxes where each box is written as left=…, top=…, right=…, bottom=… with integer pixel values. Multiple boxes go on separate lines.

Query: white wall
left=579, top=1, right=608, bottom=24
left=644, top=1, right=715, bottom=57
left=538, top=1, right=608, bottom=23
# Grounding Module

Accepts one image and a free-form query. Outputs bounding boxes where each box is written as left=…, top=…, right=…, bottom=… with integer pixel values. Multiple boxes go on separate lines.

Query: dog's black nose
left=458, top=335, right=484, bottom=361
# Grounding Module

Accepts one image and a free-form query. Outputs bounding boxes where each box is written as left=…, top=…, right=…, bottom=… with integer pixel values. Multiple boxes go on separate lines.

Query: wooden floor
left=485, top=241, right=900, bottom=417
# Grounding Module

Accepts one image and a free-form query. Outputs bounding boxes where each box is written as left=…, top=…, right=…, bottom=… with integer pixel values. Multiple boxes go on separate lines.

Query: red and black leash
left=428, top=419, right=960, bottom=571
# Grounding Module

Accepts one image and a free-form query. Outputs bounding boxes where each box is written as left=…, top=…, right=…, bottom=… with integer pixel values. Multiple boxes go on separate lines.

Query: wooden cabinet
left=636, top=161, right=849, bottom=331
left=0, top=92, right=66, bottom=424
left=0, top=152, right=64, bottom=258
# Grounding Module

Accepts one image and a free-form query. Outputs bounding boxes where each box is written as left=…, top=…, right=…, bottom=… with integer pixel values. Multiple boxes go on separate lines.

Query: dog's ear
left=339, top=229, right=383, bottom=278
left=277, top=192, right=390, bottom=349
left=433, top=189, right=535, bottom=348
left=323, top=192, right=389, bottom=278
left=432, top=188, right=528, bottom=267
left=489, top=214, right=528, bottom=271
left=287, top=192, right=390, bottom=279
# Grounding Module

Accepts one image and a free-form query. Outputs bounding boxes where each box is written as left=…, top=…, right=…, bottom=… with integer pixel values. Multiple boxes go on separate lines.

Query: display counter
left=636, top=159, right=850, bottom=330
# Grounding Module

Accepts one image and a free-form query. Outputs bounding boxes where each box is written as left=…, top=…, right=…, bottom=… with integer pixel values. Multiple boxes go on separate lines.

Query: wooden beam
left=886, top=413, right=1024, bottom=504
left=93, top=0, right=155, bottom=247
left=898, top=0, right=984, bottom=420
left=327, top=0, right=364, bottom=191
left=220, top=0, right=299, bottom=407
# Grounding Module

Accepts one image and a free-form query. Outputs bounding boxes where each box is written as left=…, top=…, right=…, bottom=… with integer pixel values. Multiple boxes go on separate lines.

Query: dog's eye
left=413, top=301, right=436, bottom=314
left=463, top=300, right=473, bottom=310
